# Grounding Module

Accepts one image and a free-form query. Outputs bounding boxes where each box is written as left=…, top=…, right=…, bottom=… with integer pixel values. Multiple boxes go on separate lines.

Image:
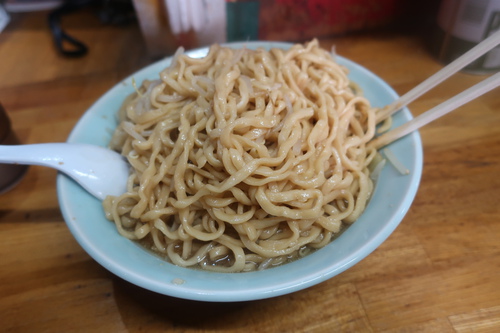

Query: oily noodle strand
left=103, top=39, right=379, bottom=272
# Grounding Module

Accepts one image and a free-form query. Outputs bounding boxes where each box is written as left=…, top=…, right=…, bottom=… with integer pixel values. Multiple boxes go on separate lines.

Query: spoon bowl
left=0, top=143, right=129, bottom=200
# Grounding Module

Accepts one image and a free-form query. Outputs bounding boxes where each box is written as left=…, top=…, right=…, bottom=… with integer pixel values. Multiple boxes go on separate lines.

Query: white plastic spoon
left=0, top=143, right=129, bottom=200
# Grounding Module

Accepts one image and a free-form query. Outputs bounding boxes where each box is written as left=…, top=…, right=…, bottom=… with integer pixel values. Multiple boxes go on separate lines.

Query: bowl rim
left=57, top=41, right=423, bottom=302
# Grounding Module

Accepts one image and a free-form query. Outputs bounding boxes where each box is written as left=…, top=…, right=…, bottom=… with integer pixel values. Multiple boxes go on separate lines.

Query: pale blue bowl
left=57, top=42, right=423, bottom=302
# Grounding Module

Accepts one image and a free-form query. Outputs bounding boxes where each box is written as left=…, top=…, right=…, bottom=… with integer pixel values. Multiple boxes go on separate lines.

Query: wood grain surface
left=1, top=8, right=499, bottom=333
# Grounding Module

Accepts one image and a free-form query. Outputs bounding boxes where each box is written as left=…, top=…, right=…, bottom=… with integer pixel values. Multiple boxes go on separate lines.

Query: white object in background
left=438, top=0, right=500, bottom=42
left=164, top=0, right=226, bottom=46
left=0, top=5, right=9, bottom=33
left=437, top=0, right=500, bottom=71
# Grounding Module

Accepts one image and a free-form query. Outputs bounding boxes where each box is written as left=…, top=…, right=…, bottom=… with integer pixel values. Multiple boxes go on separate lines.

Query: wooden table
left=1, top=9, right=499, bottom=333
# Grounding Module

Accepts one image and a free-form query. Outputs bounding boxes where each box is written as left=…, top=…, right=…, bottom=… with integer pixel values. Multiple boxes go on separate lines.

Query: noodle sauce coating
left=103, top=40, right=379, bottom=272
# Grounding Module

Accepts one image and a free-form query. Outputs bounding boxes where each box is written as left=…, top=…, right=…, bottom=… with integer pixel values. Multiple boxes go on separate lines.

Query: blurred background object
left=132, top=0, right=439, bottom=57
left=429, top=0, right=500, bottom=74
left=1, top=0, right=440, bottom=58
left=3, top=0, right=63, bottom=12
left=3, top=0, right=137, bottom=57
left=0, top=4, right=9, bottom=33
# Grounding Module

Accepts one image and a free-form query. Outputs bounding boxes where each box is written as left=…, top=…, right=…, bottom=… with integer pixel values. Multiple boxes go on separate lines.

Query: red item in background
left=258, top=0, right=401, bottom=41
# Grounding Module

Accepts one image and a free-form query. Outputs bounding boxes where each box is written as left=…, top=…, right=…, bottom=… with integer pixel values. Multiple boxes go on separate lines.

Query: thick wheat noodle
left=102, top=39, right=380, bottom=272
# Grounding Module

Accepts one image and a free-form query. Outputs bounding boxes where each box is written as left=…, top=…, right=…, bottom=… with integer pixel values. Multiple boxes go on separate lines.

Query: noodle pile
left=103, top=39, right=379, bottom=272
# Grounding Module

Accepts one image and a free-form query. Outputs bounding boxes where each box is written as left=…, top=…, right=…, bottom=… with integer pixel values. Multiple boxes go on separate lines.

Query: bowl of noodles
left=57, top=40, right=422, bottom=302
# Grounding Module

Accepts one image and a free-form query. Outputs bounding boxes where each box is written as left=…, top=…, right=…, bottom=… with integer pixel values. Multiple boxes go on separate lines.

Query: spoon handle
left=0, top=143, right=129, bottom=200
left=0, top=143, right=87, bottom=171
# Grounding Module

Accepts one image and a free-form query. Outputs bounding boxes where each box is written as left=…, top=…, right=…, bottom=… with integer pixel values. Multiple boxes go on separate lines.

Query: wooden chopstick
left=369, top=71, right=500, bottom=150
left=376, top=29, right=500, bottom=123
